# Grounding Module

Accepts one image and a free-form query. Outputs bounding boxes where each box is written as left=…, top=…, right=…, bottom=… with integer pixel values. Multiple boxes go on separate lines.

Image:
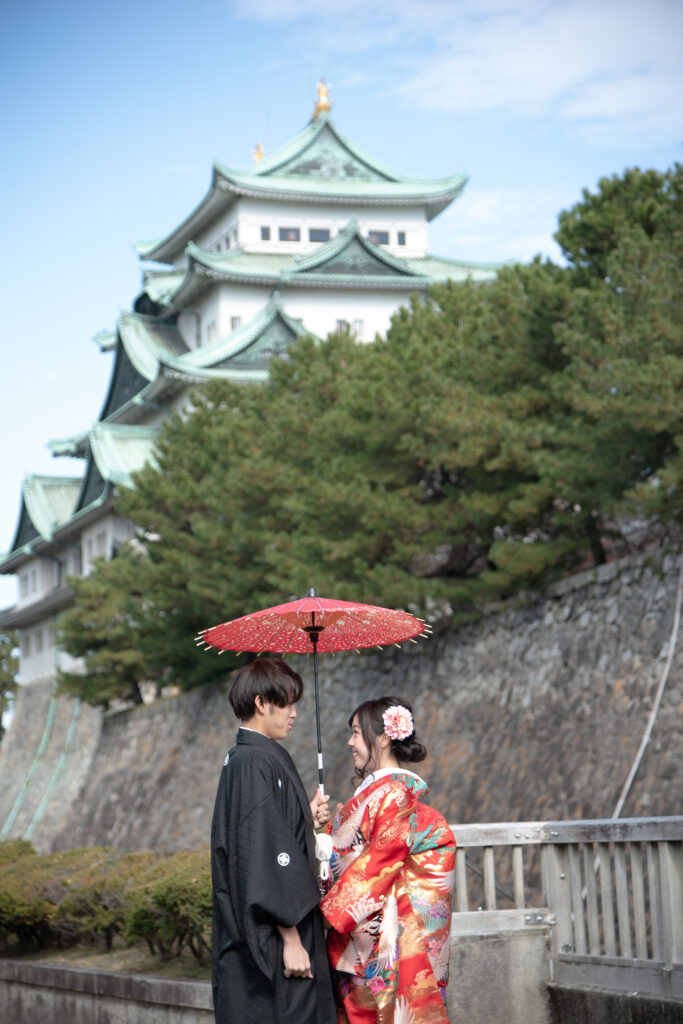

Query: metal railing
left=448, top=816, right=683, bottom=1000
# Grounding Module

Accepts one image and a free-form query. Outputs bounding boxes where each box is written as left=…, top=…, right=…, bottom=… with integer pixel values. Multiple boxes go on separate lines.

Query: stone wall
left=0, top=682, right=101, bottom=850
left=0, top=961, right=213, bottom=1024
left=1, top=547, right=681, bottom=854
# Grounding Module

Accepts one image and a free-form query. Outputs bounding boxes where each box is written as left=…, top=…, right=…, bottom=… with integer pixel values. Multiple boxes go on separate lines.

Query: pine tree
left=56, top=166, right=683, bottom=705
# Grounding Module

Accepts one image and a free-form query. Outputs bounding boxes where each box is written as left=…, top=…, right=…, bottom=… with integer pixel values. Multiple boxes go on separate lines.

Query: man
left=211, top=657, right=337, bottom=1024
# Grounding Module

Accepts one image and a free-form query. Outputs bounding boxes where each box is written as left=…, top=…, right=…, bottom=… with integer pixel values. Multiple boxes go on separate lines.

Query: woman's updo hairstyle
left=349, top=695, right=426, bottom=780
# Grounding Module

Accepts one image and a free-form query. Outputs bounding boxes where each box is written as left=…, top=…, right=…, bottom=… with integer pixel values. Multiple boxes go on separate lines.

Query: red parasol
left=196, top=588, right=431, bottom=792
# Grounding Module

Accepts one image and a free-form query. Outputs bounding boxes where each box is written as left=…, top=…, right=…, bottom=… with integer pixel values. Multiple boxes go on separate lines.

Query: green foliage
left=555, top=164, right=682, bottom=283
left=54, top=850, right=157, bottom=951
left=124, top=849, right=212, bottom=962
left=0, top=631, right=18, bottom=740
left=57, top=554, right=151, bottom=706
left=56, top=164, right=683, bottom=704
left=0, top=843, right=211, bottom=962
left=0, top=838, right=34, bottom=866
left=0, top=846, right=95, bottom=948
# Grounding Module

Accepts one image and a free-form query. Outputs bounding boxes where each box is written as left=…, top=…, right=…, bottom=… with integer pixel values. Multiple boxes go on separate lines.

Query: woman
left=321, top=696, right=455, bottom=1024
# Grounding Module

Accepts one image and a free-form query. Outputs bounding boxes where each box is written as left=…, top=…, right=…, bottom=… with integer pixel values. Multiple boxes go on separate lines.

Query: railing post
left=542, top=841, right=572, bottom=954
left=455, top=847, right=468, bottom=913
left=597, top=842, right=617, bottom=957
left=647, top=842, right=663, bottom=961
left=568, top=844, right=587, bottom=955
left=512, top=845, right=525, bottom=908
left=483, top=846, right=496, bottom=910
left=629, top=842, right=648, bottom=960
left=659, top=840, right=683, bottom=968
left=614, top=842, right=633, bottom=959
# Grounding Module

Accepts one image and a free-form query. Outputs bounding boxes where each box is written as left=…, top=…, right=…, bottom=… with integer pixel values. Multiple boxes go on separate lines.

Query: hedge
left=0, top=841, right=211, bottom=962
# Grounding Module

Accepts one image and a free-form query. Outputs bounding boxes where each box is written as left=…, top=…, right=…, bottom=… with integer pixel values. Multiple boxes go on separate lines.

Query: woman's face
left=348, top=713, right=377, bottom=773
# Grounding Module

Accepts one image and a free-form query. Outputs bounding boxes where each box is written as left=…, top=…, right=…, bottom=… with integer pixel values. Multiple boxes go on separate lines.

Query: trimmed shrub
left=0, top=843, right=212, bottom=960
left=125, top=849, right=211, bottom=962
left=0, top=839, right=36, bottom=866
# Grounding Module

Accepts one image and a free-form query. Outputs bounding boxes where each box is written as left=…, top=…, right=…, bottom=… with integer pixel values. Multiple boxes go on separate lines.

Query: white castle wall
left=196, top=197, right=429, bottom=258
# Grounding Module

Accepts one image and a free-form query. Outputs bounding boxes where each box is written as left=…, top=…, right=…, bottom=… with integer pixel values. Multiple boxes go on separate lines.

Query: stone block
left=448, top=926, right=551, bottom=1024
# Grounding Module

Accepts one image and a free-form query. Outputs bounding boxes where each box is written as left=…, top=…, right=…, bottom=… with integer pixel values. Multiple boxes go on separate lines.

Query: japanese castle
left=0, top=87, right=498, bottom=686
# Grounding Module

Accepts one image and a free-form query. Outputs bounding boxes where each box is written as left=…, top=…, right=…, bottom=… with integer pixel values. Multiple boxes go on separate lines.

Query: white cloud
left=234, top=0, right=683, bottom=144
left=429, top=186, right=565, bottom=263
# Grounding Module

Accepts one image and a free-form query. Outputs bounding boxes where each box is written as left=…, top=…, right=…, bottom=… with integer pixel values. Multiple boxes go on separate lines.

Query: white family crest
left=277, top=852, right=290, bottom=867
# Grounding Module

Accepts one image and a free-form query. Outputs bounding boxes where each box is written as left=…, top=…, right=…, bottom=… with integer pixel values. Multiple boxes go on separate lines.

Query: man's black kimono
left=211, top=728, right=336, bottom=1024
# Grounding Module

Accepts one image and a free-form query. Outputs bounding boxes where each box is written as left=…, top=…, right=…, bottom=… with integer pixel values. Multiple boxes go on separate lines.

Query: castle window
left=19, top=573, right=28, bottom=598
left=279, top=227, right=300, bottom=242
left=397, top=232, right=406, bottom=246
left=207, top=320, right=217, bottom=343
left=261, top=227, right=271, bottom=241
left=35, top=629, right=43, bottom=653
left=309, top=228, right=330, bottom=243
left=336, top=319, right=350, bottom=332
left=368, top=230, right=389, bottom=245
left=231, top=316, right=242, bottom=330
left=353, top=319, right=364, bottom=339
left=96, top=531, right=107, bottom=556
left=22, top=633, right=31, bottom=657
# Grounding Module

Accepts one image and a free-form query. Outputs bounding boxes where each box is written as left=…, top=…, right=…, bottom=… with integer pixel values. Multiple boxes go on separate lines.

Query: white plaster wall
left=279, top=286, right=416, bottom=341
left=17, top=617, right=59, bottom=684
left=16, top=558, right=58, bottom=608
left=16, top=611, right=81, bottom=684
left=182, top=283, right=276, bottom=347
left=214, top=282, right=273, bottom=335
left=81, top=513, right=134, bottom=576
left=182, top=282, right=414, bottom=347
left=195, top=205, right=239, bottom=254
left=231, top=198, right=429, bottom=257
left=177, top=310, right=202, bottom=350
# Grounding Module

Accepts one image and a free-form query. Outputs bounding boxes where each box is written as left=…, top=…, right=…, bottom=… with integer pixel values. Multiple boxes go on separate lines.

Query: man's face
left=261, top=700, right=297, bottom=741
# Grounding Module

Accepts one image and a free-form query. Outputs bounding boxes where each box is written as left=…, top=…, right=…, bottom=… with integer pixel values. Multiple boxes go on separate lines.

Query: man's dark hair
left=229, top=657, right=304, bottom=721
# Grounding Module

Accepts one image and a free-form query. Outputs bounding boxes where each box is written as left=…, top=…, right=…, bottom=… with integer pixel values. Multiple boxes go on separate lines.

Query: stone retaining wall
left=0, top=684, right=101, bottom=850
left=0, top=960, right=213, bottom=1024
left=1, top=547, right=681, bottom=853
left=548, top=984, right=683, bottom=1024
left=0, top=923, right=553, bottom=1024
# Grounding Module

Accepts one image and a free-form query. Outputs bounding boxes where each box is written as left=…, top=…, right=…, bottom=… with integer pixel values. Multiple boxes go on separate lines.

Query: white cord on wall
left=611, top=555, right=683, bottom=820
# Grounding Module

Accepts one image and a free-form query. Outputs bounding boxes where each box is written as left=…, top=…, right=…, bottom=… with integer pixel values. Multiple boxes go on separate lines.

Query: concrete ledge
left=548, top=983, right=683, bottom=1024
left=0, top=958, right=213, bottom=1023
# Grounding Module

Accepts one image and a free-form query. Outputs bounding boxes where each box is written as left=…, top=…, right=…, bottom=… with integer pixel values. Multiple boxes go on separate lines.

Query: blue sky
left=1, top=0, right=681, bottom=607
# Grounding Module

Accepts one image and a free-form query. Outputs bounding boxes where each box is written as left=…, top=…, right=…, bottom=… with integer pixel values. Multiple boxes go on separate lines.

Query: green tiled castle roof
left=136, top=114, right=468, bottom=264
left=0, top=475, right=82, bottom=569
left=165, top=221, right=497, bottom=305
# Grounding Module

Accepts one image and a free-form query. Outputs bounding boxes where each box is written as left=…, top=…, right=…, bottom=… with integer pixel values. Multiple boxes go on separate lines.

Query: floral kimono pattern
left=321, top=771, right=455, bottom=1024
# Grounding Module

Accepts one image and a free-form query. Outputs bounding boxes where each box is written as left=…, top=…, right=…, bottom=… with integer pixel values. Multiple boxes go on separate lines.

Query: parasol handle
left=310, top=630, right=325, bottom=796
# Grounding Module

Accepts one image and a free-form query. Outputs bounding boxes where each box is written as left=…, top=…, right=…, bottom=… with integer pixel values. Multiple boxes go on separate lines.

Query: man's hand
left=277, top=925, right=313, bottom=978
left=310, top=788, right=331, bottom=828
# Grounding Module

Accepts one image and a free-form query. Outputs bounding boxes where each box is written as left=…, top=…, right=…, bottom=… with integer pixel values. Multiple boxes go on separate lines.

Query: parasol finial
left=306, top=586, right=318, bottom=597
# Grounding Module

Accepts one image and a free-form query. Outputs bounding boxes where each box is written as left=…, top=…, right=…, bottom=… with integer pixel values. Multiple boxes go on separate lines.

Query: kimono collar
left=354, top=767, right=427, bottom=797
left=235, top=728, right=302, bottom=779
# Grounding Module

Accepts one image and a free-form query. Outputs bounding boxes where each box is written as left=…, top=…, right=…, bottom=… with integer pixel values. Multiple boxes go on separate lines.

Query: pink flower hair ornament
left=382, top=705, right=414, bottom=741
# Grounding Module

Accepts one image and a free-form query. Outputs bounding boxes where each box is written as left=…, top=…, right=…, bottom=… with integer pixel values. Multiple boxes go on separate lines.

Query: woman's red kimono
left=321, top=769, right=455, bottom=1023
